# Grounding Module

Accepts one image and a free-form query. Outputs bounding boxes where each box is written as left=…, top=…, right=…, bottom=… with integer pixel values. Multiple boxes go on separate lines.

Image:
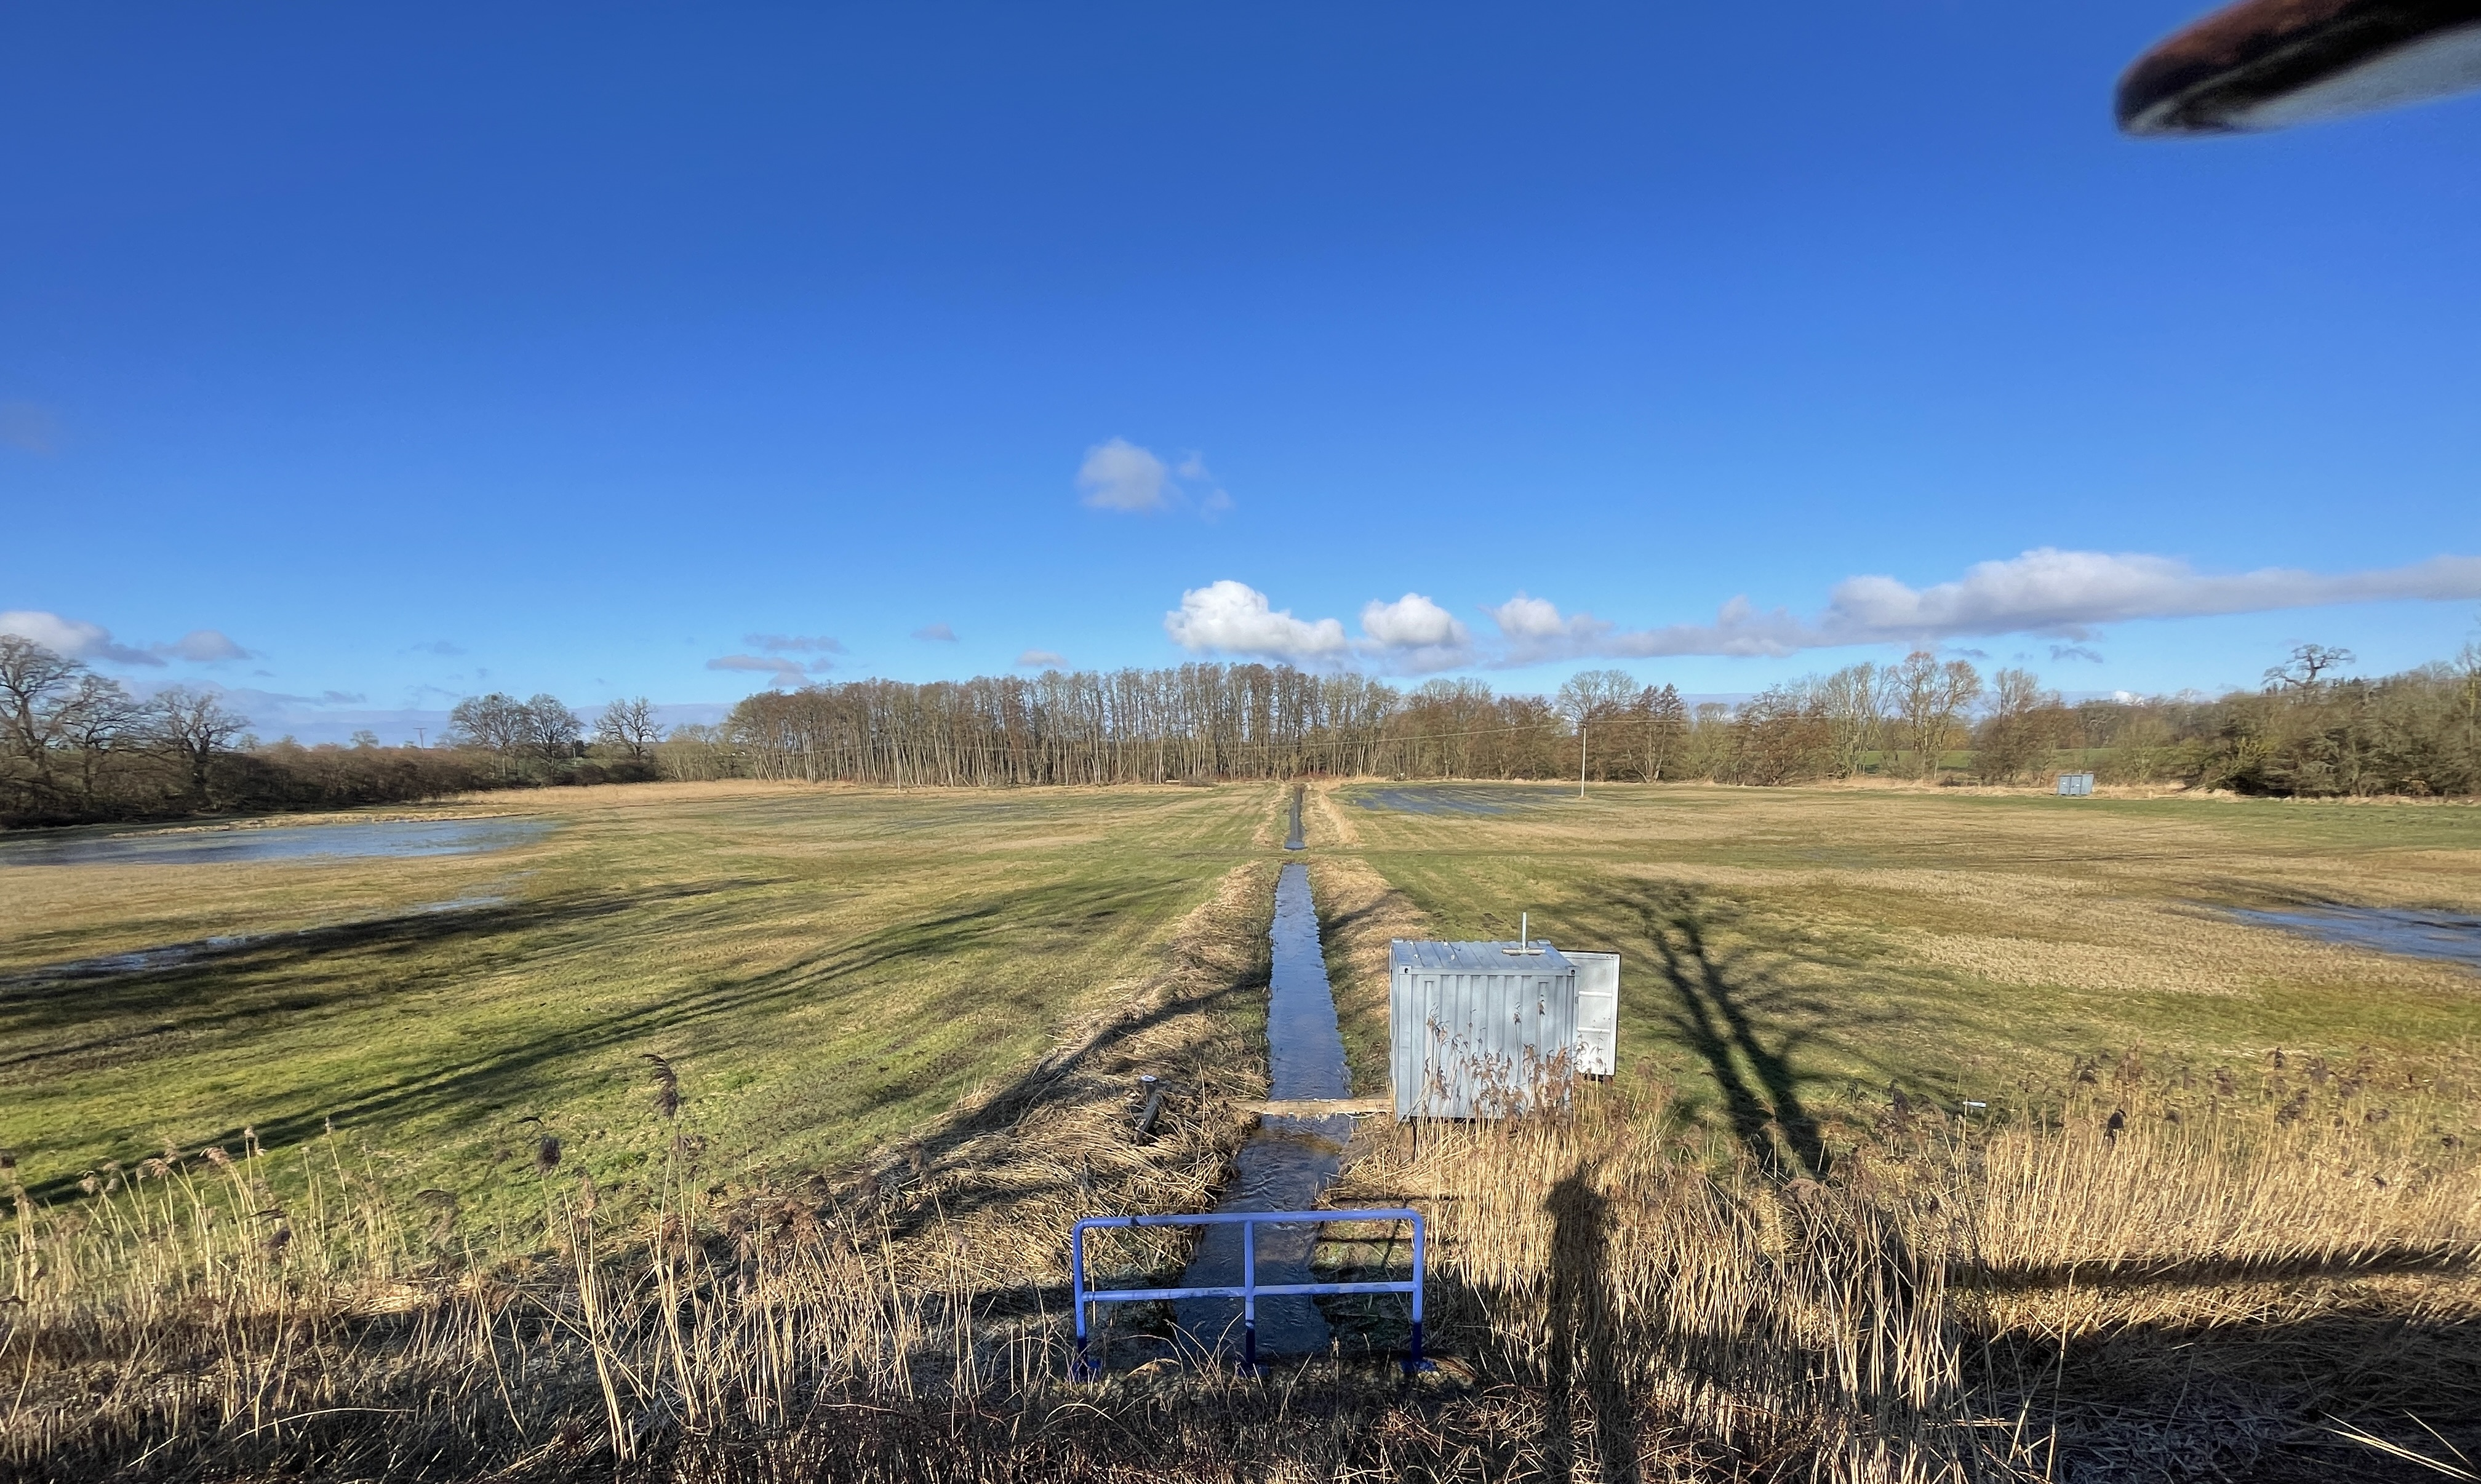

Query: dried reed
left=4, top=1043, right=2474, bottom=1480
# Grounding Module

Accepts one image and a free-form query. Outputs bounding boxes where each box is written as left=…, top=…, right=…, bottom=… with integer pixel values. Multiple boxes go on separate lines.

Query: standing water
left=1284, top=784, right=1306, bottom=850
left=2231, top=904, right=2481, bottom=971
left=1175, top=860, right=1353, bottom=1357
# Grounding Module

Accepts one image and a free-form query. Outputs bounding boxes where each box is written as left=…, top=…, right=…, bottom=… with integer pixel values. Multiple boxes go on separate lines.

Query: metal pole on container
left=1578, top=722, right=1586, bottom=799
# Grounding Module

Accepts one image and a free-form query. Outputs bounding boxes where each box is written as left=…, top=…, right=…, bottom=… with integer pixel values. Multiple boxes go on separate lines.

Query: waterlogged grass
left=0, top=781, right=1280, bottom=1199
left=1330, top=781, right=2481, bottom=1162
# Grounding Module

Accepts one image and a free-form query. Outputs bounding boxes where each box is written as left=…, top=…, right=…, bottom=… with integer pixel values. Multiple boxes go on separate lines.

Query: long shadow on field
left=1586, top=883, right=1846, bottom=1178
left=1544, top=1163, right=1637, bottom=1484
left=10, top=872, right=1190, bottom=1202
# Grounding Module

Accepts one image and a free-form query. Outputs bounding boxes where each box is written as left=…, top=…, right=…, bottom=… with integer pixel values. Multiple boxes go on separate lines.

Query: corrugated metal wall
left=1389, top=943, right=1580, bottom=1119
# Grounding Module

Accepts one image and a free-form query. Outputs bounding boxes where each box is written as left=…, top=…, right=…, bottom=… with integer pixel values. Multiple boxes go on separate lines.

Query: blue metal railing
left=1069, top=1207, right=1429, bottom=1378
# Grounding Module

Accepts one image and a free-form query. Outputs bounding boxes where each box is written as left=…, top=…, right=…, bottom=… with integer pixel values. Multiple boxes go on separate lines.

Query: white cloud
left=912, top=623, right=959, bottom=642
left=0, top=610, right=163, bottom=666
left=1487, top=550, right=2481, bottom=663
left=1016, top=648, right=1066, bottom=668
left=1155, top=549, right=2481, bottom=676
left=1354, top=592, right=1473, bottom=672
left=1360, top=592, right=1467, bottom=649
left=1077, top=437, right=1172, bottom=511
left=153, top=629, right=252, bottom=662
left=1164, top=580, right=1350, bottom=659
left=1079, top=439, right=1233, bottom=516
left=1820, top=549, right=2481, bottom=640
left=1480, top=591, right=1615, bottom=663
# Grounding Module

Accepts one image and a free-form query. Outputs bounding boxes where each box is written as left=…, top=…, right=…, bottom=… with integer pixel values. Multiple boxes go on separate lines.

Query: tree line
left=663, top=642, right=2481, bottom=799
left=0, top=637, right=667, bottom=827
left=9, top=632, right=2477, bottom=828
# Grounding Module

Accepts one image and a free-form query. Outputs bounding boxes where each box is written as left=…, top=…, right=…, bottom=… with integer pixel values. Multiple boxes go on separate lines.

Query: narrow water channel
left=1174, top=860, right=1352, bottom=1357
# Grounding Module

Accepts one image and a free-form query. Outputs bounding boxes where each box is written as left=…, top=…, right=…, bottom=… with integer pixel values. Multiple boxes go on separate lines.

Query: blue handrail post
left=1240, top=1218, right=1259, bottom=1376
left=1070, top=1221, right=1092, bottom=1379
left=1066, top=1208, right=1430, bottom=1381
left=1405, top=1210, right=1431, bottom=1376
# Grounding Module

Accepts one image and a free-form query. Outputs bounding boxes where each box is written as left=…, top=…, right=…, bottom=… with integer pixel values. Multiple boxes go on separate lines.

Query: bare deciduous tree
left=1892, top=651, right=1982, bottom=783
left=447, top=693, right=532, bottom=775
left=1973, top=667, right=2060, bottom=783
left=1557, top=669, right=1637, bottom=784
left=148, top=686, right=250, bottom=802
left=525, top=694, right=582, bottom=765
left=58, top=672, right=142, bottom=805
left=2264, top=643, right=2354, bottom=690
left=1636, top=683, right=1687, bottom=781
left=596, top=697, right=660, bottom=761
left=1816, top=662, right=1883, bottom=780
left=0, top=635, right=86, bottom=799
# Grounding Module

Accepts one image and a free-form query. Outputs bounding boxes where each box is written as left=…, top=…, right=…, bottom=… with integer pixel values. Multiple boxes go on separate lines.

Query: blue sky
left=4, top=3, right=2479, bottom=743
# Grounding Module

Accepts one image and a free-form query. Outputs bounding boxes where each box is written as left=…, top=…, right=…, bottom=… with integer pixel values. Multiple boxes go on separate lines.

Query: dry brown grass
left=7, top=1045, right=2479, bottom=1480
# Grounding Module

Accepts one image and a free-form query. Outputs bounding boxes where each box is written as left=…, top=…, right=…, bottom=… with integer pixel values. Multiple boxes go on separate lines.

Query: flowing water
left=2231, top=904, right=2481, bottom=972
left=0, top=817, right=549, bottom=867
left=1284, top=784, right=1306, bottom=850
left=1174, top=860, right=1354, bottom=1357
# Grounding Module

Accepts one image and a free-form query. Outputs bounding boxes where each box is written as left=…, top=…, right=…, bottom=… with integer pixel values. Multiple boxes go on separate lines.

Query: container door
left=1568, top=951, right=1619, bottom=1077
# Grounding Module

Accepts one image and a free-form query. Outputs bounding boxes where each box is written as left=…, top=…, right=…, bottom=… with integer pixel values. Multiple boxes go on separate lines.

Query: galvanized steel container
left=1390, top=939, right=1580, bottom=1120
left=2056, top=772, right=2096, bottom=797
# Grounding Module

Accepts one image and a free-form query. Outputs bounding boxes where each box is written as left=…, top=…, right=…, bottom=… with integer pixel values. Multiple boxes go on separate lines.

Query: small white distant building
left=2057, top=772, right=2095, bottom=797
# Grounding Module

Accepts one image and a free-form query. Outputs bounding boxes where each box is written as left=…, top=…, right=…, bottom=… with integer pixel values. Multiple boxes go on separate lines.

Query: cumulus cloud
left=706, top=653, right=825, bottom=684
left=1360, top=592, right=1465, bottom=648
left=1488, top=591, right=1612, bottom=642
left=1016, top=648, right=1066, bottom=668
left=745, top=632, right=844, bottom=654
left=153, top=629, right=252, bottom=663
left=912, top=623, right=959, bottom=642
left=1356, top=592, right=1473, bottom=672
left=1164, top=580, right=1350, bottom=660
left=1078, top=437, right=1171, bottom=511
left=1, top=610, right=162, bottom=666
left=1079, top=439, right=1233, bottom=516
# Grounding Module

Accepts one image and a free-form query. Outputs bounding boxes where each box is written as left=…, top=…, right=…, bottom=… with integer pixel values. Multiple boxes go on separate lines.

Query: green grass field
left=7, top=778, right=2477, bottom=1202
left=1326, top=781, right=2481, bottom=1168
left=0, top=781, right=1280, bottom=1200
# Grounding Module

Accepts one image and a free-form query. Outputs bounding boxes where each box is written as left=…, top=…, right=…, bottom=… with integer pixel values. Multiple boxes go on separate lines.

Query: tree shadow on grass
left=1575, top=880, right=1909, bottom=1179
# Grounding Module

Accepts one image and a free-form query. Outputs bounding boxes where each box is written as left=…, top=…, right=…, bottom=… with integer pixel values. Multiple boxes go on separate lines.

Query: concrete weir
left=1174, top=860, right=1354, bottom=1357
